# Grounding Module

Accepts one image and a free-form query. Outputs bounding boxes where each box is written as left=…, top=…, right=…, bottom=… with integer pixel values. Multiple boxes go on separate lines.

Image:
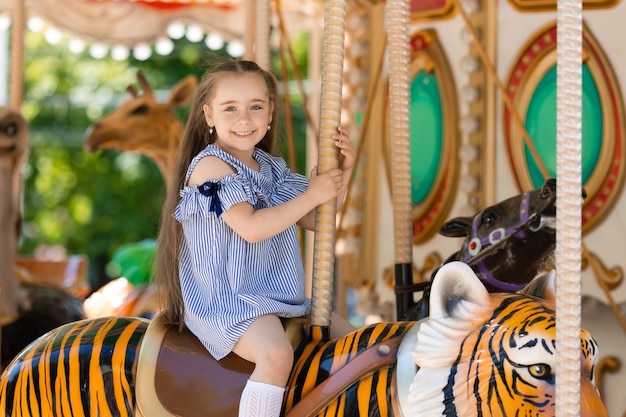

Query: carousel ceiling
left=0, top=0, right=323, bottom=47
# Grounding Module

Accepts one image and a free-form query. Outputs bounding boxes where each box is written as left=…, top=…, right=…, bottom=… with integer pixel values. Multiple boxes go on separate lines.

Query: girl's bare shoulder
left=188, top=155, right=237, bottom=186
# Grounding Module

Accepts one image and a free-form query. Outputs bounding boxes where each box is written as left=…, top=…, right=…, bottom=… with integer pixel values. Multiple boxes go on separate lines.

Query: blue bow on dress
left=199, top=182, right=223, bottom=217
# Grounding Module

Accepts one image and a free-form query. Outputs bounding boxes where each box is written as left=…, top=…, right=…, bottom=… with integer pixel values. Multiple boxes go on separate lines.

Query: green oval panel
left=525, top=65, right=603, bottom=187
left=410, top=72, right=443, bottom=205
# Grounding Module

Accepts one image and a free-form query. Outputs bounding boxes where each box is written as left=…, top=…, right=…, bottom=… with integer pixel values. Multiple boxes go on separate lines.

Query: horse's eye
left=541, top=186, right=552, bottom=199
left=528, top=364, right=552, bottom=380
left=130, top=104, right=149, bottom=115
left=3, top=123, right=18, bottom=136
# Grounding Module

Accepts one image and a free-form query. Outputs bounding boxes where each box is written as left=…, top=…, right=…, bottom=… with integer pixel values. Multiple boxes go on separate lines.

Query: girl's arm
left=221, top=167, right=344, bottom=243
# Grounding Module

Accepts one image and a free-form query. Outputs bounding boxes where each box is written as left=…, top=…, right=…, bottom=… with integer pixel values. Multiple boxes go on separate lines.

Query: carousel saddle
left=135, top=313, right=308, bottom=417
left=134, top=313, right=397, bottom=416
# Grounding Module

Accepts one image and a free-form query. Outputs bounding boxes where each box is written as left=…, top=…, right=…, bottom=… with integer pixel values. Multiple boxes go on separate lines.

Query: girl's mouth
left=233, top=130, right=254, bottom=137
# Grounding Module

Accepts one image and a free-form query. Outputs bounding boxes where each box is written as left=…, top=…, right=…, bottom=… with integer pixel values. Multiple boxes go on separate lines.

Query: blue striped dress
left=175, top=145, right=311, bottom=360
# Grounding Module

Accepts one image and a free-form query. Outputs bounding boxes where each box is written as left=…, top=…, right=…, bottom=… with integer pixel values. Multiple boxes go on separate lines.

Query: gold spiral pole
left=255, top=0, right=270, bottom=71
left=310, top=0, right=346, bottom=334
left=385, top=0, right=412, bottom=320
left=556, top=0, right=583, bottom=415
left=243, top=0, right=256, bottom=61
left=9, top=0, right=24, bottom=109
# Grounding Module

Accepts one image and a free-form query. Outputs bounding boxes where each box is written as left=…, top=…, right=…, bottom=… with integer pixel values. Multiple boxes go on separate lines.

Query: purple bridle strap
left=462, top=192, right=532, bottom=292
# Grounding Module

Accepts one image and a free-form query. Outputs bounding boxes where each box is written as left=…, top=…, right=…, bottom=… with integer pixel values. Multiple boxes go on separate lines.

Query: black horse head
left=440, top=178, right=571, bottom=292
left=407, top=179, right=585, bottom=321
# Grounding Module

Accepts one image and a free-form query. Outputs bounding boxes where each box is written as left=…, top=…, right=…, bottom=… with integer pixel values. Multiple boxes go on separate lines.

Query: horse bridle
left=393, top=191, right=550, bottom=298
left=462, top=191, right=541, bottom=291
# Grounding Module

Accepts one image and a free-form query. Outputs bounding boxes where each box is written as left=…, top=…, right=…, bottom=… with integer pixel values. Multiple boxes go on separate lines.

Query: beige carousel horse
left=0, top=106, right=86, bottom=369
left=84, top=71, right=197, bottom=186
left=82, top=72, right=197, bottom=319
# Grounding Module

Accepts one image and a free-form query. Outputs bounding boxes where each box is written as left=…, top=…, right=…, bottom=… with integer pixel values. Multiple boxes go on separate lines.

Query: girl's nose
left=237, top=110, right=251, bottom=122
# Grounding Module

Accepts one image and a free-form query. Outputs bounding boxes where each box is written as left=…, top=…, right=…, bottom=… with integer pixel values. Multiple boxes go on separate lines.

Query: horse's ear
left=439, top=217, right=472, bottom=237
left=136, top=70, right=155, bottom=99
left=429, top=261, right=491, bottom=319
left=168, top=75, right=198, bottom=109
left=519, top=269, right=556, bottom=307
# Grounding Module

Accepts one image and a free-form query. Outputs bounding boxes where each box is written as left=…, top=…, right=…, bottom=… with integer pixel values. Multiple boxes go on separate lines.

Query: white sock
left=238, top=380, right=286, bottom=417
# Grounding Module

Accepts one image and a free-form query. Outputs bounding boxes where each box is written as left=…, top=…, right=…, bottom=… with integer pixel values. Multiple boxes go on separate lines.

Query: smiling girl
left=156, top=60, right=354, bottom=417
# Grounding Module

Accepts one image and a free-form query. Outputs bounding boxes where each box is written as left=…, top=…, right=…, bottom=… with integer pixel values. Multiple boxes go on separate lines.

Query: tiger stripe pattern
left=0, top=262, right=608, bottom=417
left=0, top=317, right=149, bottom=417
left=285, top=321, right=414, bottom=416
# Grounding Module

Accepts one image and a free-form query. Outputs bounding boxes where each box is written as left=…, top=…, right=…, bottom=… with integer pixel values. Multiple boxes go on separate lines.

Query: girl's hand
left=332, top=126, right=355, bottom=171
left=307, top=166, right=344, bottom=205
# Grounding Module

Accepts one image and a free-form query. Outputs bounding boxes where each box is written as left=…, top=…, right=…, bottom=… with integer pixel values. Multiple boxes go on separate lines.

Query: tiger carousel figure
left=0, top=261, right=609, bottom=416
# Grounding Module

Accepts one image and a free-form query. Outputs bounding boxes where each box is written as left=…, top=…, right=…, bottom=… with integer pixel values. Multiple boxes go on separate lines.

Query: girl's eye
left=251, top=105, right=262, bottom=110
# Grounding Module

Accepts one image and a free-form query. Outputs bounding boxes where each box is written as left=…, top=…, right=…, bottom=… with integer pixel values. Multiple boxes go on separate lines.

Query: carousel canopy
left=0, top=0, right=322, bottom=47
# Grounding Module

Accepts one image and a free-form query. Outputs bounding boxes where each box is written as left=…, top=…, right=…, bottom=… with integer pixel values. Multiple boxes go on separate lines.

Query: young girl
left=155, top=59, right=354, bottom=417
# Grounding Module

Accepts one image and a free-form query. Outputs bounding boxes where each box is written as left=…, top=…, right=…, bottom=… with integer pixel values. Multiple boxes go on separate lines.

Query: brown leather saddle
left=135, top=313, right=307, bottom=417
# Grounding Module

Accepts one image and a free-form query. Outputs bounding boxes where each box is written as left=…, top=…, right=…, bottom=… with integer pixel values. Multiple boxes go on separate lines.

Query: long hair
left=155, top=60, right=282, bottom=328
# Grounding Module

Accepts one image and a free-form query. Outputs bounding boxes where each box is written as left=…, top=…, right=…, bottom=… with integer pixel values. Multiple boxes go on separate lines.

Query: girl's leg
left=233, top=315, right=293, bottom=417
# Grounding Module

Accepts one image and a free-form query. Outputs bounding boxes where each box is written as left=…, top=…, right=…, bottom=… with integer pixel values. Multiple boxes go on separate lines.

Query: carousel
left=0, top=0, right=623, bottom=416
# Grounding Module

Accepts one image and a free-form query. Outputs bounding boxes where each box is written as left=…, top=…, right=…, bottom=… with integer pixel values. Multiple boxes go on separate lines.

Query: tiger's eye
left=529, top=364, right=551, bottom=379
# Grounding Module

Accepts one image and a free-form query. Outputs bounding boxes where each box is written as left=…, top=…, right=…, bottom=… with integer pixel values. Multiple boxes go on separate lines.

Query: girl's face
left=202, top=73, right=273, bottom=157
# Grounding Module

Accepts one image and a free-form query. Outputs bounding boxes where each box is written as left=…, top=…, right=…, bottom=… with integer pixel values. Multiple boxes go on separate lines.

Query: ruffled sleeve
left=175, top=173, right=257, bottom=221
left=266, top=153, right=308, bottom=204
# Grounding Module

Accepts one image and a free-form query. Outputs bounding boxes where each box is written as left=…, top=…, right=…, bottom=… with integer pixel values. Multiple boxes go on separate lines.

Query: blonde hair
left=155, top=60, right=282, bottom=328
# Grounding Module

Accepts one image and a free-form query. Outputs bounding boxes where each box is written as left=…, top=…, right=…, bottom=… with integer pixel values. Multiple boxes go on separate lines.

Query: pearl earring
left=267, top=124, right=271, bottom=131
left=209, top=126, right=214, bottom=134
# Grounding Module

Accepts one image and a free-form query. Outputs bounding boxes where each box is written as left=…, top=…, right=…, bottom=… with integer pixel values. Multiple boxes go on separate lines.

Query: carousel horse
left=83, top=70, right=197, bottom=185
left=407, top=178, right=578, bottom=320
left=0, top=261, right=609, bottom=416
left=82, top=71, right=197, bottom=320
left=0, top=107, right=86, bottom=370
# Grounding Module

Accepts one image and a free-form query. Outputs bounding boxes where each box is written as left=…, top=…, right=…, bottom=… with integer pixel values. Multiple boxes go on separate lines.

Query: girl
left=155, top=59, right=354, bottom=417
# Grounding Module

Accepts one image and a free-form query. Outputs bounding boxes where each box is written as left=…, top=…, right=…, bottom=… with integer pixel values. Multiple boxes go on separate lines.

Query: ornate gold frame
left=503, top=21, right=626, bottom=232
left=406, top=29, right=460, bottom=243
left=410, top=0, right=455, bottom=22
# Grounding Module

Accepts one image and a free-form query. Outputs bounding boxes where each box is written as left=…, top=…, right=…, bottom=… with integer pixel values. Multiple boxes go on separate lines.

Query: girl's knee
left=266, top=339, right=293, bottom=368
left=254, top=339, right=292, bottom=380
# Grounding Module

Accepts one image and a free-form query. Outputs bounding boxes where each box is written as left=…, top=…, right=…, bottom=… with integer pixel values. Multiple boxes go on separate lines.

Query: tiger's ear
left=518, top=269, right=556, bottom=307
left=429, top=261, right=492, bottom=319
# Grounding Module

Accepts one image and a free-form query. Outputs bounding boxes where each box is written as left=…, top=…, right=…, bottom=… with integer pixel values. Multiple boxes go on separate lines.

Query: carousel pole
left=555, top=0, right=583, bottom=415
left=386, top=0, right=411, bottom=321
left=310, top=0, right=346, bottom=339
left=243, top=0, right=255, bottom=61
left=9, top=0, right=24, bottom=110
left=254, top=0, right=270, bottom=71
left=0, top=17, right=8, bottom=104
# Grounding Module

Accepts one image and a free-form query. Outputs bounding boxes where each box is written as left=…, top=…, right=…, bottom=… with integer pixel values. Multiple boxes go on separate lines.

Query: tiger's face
left=408, top=262, right=607, bottom=417
left=457, top=294, right=559, bottom=416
